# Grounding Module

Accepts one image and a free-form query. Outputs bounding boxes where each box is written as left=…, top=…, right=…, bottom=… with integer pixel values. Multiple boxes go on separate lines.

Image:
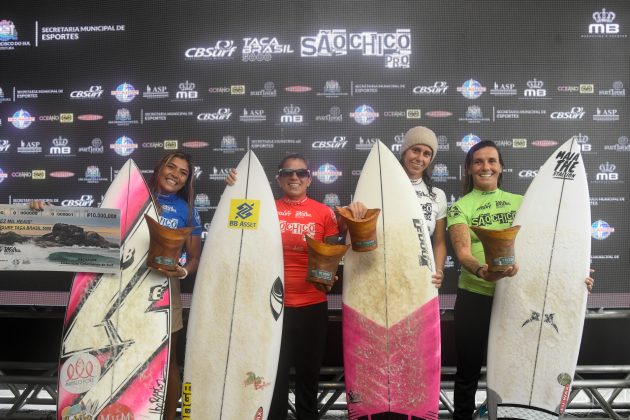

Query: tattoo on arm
left=449, top=224, right=480, bottom=273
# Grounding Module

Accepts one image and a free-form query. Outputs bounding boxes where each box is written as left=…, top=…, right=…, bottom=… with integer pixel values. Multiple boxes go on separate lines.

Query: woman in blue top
left=148, top=152, right=202, bottom=420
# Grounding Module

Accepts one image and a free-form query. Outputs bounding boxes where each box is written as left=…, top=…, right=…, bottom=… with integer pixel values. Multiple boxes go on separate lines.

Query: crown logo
left=52, top=136, right=69, bottom=146
left=593, top=8, right=615, bottom=23
left=527, top=79, right=544, bottom=89
left=179, top=80, right=195, bottom=91
left=573, top=133, right=588, bottom=144
left=599, top=162, right=616, bottom=173
left=283, top=104, right=300, bottom=115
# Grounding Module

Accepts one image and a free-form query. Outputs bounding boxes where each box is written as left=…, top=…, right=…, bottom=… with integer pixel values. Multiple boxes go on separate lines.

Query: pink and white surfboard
left=343, top=141, right=441, bottom=420
left=57, top=159, right=170, bottom=419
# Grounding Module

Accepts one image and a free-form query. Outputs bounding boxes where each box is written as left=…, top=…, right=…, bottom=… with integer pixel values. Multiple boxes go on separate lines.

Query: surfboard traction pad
left=57, top=160, right=170, bottom=419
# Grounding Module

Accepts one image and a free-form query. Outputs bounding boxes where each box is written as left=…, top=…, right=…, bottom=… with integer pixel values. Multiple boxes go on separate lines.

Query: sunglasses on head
left=278, top=168, right=310, bottom=178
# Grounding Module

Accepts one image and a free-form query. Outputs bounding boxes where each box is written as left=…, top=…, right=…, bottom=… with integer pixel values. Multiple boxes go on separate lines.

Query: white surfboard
left=487, top=138, right=591, bottom=419
left=182, top=151, right=284, bottom=420
left=342, top=140, right=441, bottom=420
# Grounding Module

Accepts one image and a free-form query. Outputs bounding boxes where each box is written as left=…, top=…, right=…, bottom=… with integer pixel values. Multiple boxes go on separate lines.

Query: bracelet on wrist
left=436, top=269, right=444, bottom=276
left=178, top=267, right=188, bottom=279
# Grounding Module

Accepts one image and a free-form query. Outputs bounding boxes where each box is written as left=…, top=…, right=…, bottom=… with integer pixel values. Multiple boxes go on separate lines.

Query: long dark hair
left=463, top=140, right=504, bottom=194
left=148, top=152, right=195, bottom=225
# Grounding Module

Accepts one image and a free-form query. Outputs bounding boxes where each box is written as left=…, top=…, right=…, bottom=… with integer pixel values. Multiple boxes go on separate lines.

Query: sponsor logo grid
left=1, top=4, right=629, bottom=302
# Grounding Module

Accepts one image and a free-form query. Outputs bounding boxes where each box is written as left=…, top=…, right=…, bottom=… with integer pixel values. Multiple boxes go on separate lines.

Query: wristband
left=474, top=266, right=483, bottom=277
left=178, top=267, right=188, bottom=279
left=436, top=269, right=444, bottom=276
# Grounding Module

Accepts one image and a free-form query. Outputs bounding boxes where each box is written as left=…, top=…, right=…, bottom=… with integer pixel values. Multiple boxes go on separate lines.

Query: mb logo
left=177, top=81, right=198, bottom=99
left=573, top=133, right=591, bottom=152
left=589, top=8, right=619, bottom=34
left=596, top=162, right=618, bottom=181
left=524, top=79, right=546, bottom=97
left=50, top=136, right=71, bottom=154
left=281, top=105, right=303, bottom=123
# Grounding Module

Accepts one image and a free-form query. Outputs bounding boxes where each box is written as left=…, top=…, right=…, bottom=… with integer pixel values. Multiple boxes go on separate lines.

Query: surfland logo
left=604, top=136, right=630, bottom=152
left=553, top=151, right=580, bottom=180
left=315, top=106, right=343, bottom=122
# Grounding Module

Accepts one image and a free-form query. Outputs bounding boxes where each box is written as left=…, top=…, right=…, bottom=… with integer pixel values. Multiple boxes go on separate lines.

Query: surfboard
left=486, top=138, right=591, bottom=420
left=57, top=159, right=171, bottom=419
left=182, top=150, right=284, bottom=420
left=342, top=140, right=441, bottom=420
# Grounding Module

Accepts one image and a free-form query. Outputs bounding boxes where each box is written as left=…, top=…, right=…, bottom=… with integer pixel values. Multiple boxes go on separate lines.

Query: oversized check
left=0, top=205, right=121, bottom=273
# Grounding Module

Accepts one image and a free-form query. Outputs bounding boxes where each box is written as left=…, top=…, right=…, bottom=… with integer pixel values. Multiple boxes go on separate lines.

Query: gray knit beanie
left=401, top=126, right=438, bottom=162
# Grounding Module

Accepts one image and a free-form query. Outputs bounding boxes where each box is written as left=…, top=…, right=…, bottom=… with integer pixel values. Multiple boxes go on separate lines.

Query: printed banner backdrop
left=0, top=0, right=628, bottom=308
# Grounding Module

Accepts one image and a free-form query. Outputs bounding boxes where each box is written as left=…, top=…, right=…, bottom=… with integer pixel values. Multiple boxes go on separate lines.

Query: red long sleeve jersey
left=276, top=197, right=339, bottom=307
